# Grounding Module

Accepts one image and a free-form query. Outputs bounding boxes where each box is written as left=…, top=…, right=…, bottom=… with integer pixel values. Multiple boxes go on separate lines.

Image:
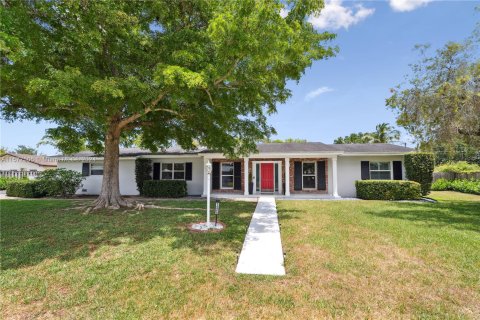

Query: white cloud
left=389, top=0, right=432, bottom=12
left=308, top=0, right=374, bottom=30
left=305, top=86, right=334, bottom=101
left=280, top=8, right=289, bottom=18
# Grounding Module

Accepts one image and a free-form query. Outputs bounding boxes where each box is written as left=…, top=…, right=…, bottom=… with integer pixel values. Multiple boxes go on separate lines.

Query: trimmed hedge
left=6, top=180, right=45, bottom=198
left=142, top=180, right=187, bottom=198
left=356, top=180, right=422, bottom=200
left=135, top=158, right=152, bottom=195
left=431, top=178, right=480, bottom=195
left=405, top=153, right=435, bottom=196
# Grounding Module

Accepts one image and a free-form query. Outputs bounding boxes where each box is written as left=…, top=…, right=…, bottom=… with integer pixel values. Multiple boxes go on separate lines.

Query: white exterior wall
left=0, top=155, right=47, bottom=171
left=337, top=155, right=405, bottom=198
left=59, top=160, right=104, bottom=195
left=151, top=157, right=204, bottom=195
left=59, top=157, right=204, bottom=196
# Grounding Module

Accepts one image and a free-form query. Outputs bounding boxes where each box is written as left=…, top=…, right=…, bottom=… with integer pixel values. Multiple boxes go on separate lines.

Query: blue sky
left=1, top=0, right=478, bottom=155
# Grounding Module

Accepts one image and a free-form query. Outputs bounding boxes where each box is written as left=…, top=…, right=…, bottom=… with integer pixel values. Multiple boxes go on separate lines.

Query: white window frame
left=302, top=161, right=317, bottom=190
left=160, top=162, right=185, bottom=180
left=221, top=162, right=234, bottom=189
left=369, top=161, right=392, bottom=180
left=90, top=163, right=104, bottom=175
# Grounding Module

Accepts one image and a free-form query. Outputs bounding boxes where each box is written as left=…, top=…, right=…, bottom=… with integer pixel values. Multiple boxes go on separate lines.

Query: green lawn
left=1, top=192, right=479, bottom=319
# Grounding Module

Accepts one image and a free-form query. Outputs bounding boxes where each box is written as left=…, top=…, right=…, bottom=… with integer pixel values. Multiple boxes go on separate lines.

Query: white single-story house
left=0, top=153, right=57, bottom=178
left=58, top=142, right=413, bottom=198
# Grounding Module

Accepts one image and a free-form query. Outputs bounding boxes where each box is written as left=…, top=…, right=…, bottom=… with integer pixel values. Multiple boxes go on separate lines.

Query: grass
left=1, top=192, right=479, bottom=319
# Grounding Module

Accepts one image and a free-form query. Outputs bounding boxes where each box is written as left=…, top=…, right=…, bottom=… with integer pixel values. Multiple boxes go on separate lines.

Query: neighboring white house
left=0, top=153, right=57, bottom=178
left=57, top=142, right=412, bottom=198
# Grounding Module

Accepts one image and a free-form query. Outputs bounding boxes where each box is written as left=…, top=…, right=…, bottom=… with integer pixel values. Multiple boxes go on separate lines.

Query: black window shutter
left=393, top=161, right=402, bottom=180
left=185, top=162, right=192, bottom=181
left=294, top=161, right=302, bottom=191
left=212, top=162, right=220, bottom=189
left=153, top=163, right=160, bottom=180
left=82, top=163, right=90, bottom=176
left=361, top=161, right=370, bottom=180
left=233, top=162, right=242, bottom=190
left=317, top=161, right=326, bottom=190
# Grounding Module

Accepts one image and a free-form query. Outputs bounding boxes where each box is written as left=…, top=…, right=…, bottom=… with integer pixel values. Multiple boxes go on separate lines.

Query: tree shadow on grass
left=0, top=199, right=256, bottom=270
left=362, top=201, right=480, bottom=233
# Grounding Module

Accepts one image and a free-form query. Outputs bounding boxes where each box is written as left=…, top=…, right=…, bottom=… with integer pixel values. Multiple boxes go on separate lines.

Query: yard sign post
left=206, top=161, right=212, bottom=227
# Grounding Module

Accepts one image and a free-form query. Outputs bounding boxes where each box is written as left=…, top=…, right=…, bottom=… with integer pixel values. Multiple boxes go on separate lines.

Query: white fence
left=0, top=170, right=40, bottom=179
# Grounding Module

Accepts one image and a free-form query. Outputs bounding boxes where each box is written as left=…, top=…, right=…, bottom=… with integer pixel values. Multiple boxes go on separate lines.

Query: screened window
left=161, top=163, right=185, bottom=180
left=302, top=162, right=316, bottom=189
left=90, top=163, right=104, bottom=175
left=369, top=162, right=391, bottom=180
left=221, top=162, right=234, bottom=189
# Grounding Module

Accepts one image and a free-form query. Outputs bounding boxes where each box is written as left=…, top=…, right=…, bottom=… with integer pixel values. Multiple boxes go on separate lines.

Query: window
left=369, top=162, right=391, bottom=180
left=302, top=162, right=316, bottom=189
left=161, top=163, right=185, bottom=180
left=90, top=163, right=104, bottom=175
left=221, top=162, right=234, bottom=189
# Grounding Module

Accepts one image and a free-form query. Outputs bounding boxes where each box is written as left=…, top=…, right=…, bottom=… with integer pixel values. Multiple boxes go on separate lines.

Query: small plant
left=405, top=153, right=435, bottom=195
left=355, top=180, right=422, bottom=200
left=37, top=169, right=84, bottom=197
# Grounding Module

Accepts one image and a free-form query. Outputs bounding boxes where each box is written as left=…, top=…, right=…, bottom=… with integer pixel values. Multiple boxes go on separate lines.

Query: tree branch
left=117, top=91, right=181, bottom=130
left=214, top=58, right=240, bottom=86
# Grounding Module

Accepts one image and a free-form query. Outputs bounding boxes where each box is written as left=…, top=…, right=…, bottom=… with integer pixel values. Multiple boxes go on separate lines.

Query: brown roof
left=2, top=153, right=57, bottom=167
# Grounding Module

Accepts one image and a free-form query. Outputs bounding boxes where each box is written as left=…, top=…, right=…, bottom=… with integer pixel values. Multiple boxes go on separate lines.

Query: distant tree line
left=334, top=123, right=400, bottom=144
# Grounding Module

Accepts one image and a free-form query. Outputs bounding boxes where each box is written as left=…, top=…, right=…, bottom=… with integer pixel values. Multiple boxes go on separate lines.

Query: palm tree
left=373, top=123, right=400, bottom=143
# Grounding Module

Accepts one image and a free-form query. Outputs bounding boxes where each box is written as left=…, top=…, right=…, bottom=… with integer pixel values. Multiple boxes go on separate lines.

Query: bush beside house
left=356, top=180, right=422, bottom=200
left=36, top=169, right=84, bottom=197
left=6, top=180, right=45, bottom=198
left=142, top=180, right=187, bottom=198
left=5, top=169, right=84, bottom=198
left=135, top=158, right=152, bottom=195
left=405, top=153, right=435, bottom=195
left=431, top=179, right=480, bottom=195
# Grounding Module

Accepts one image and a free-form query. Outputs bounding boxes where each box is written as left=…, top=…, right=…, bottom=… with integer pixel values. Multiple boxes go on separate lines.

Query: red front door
left=261, top=163, right=274, bottom=191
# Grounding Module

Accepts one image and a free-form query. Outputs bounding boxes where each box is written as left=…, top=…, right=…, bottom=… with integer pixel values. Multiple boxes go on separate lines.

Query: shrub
left=142, top=180, right=187, bottom=198
left=6, top=180, right=45, bottom=198
left=0, top=177, right=25, bottom=190
left=37, top=169, right=84, bottom=197
left=434, top=161, right=480, bottom=174
left=355, top=180, right=422, bottom=200
left=135, top=158, right=152, bottom=195
left=431, top=178, right=480, bottom=195
left=405, top=152, right=435, bottom=195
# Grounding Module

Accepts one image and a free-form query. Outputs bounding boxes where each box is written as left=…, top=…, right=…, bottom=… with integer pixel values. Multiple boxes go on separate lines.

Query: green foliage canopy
left=334, top=123, right=400, bottom=144
left=387, top=27, right=480, bottom=148
left=1, top=0, right=336, bottom=156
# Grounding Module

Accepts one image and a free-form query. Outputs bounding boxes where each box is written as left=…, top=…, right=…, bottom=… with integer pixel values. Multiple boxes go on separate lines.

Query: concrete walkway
left=235, top=196, right=286, bottom=276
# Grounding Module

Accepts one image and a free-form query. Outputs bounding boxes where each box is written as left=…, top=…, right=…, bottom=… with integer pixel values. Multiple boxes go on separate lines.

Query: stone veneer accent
left=289, top=158, right=329, bottom=194
left=211, top=159, right=244, bottom=194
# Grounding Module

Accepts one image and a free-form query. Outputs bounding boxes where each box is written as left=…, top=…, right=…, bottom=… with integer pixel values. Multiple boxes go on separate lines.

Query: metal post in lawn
left=206, top=161, right=212, bottom=228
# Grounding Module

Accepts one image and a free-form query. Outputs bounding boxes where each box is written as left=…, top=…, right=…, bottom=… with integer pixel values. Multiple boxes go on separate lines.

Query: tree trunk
left=92, top=122, right=129, bottom=210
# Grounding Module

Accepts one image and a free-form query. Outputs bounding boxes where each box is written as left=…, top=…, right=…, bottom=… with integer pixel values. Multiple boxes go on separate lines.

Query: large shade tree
left=387, top=26, right=480, bottom=149
left=1, top=0, right=336, bottom=209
